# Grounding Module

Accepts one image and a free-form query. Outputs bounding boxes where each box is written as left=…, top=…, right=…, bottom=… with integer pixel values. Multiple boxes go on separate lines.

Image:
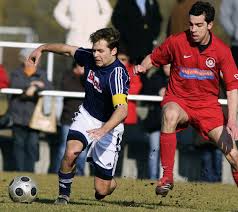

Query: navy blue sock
left=58, top=170, right=75, bottom=197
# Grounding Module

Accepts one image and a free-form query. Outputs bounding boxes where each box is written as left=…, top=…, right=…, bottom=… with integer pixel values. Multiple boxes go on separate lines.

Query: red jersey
left=0, top=64, right=9, bottom=88
left=151, top=30, right=238, bottom=102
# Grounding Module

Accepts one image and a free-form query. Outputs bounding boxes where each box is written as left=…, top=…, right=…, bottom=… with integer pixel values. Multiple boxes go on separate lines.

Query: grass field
left=0, top=172, right=237, bottom=212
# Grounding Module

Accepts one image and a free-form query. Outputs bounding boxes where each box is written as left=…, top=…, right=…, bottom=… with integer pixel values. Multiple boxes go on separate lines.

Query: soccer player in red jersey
left=134, top=1, right=238, bottom=197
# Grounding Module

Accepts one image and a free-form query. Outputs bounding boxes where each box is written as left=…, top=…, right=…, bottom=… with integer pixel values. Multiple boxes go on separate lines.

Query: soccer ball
left=8, top=176, right=38, bottom=203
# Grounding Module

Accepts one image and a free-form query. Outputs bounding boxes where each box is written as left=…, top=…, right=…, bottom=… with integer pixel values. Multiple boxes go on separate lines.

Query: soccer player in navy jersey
left=28, top=28, right=129, bottom=204
left=134, top=1, right=238, bottom=197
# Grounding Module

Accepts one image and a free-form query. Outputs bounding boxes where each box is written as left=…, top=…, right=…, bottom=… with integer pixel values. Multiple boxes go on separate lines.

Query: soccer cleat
left=95, top=192, right=106, bottom=200
left=54, top=195, right=69, bottom=205
left=155, top=177, right=174, bottom=197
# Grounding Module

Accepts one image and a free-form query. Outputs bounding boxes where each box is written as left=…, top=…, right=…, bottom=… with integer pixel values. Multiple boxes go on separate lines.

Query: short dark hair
left=90, top=27, right=120, bottom=50
left=189, top=1, right=215, bottom=24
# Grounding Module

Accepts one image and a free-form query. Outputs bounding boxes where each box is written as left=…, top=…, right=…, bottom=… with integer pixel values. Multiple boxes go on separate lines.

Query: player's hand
left=133, top=64, right=147, bottom=75
left=27, top=48, right=42, bottom=67
left=226, top=120, right=238, bottom=141
left=87, top=127, right=106, bottom=142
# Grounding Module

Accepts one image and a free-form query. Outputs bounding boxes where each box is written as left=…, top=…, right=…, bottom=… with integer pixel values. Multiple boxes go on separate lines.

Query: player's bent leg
left=156, top=102, right=188, bottom=197
left=161, top=102, right=189, bottom=133
left=55, top=140, right=84, bottom=205
left=208, top=126, right=238, bottom=185
left=61, top=140, right=84, bottom=172
left=94, top=176, right=117, bottom=200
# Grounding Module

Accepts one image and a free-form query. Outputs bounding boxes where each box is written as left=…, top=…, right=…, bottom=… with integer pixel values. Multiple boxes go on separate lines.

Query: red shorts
left=161, top=95, right=225, bottom=140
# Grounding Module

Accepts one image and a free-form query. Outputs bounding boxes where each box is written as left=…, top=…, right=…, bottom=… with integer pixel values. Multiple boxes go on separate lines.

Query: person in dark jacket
left=57, top=61, right=86, bottom=175
left=111, top=0, right=162, bottom=65
left=9, top=48, right=53, bottom=172
left=142, top=69, right=167, bottom=179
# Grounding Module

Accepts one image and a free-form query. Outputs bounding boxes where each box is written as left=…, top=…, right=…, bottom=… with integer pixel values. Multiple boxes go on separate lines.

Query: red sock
left=232, top=171, right=238, bottom=186
left=160, top=132, right=177, bottom=182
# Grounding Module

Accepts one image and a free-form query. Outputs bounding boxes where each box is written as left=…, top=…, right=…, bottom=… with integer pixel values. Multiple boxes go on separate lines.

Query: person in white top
left=53, top=0, right=112, bottom=177
left=53, top=0, right=112, bottom=47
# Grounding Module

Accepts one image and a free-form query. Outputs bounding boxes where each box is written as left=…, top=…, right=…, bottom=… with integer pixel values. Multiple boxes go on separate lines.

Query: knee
left=95, top=188, right=109, bottom=197
left=162, top=108, right=180, bottom=129
left=95, top=181, right=117, bottom=197
left=63, top=149, right=79, bottom=163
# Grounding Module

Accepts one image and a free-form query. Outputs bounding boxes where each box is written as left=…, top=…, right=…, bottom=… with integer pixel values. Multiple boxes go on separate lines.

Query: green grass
left=0, top=172, right=237, bottom=212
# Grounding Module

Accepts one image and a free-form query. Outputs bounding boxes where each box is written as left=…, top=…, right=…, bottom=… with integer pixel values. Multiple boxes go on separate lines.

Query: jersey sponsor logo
left=183, top=55, right=192, bottom=59
left=179, top=67, right=214, bottom=80
left=87, top=70, right=102, bottom=93
left=234, top=74, right=238, bottom=80
left=205, top=57, right=215, bottom=68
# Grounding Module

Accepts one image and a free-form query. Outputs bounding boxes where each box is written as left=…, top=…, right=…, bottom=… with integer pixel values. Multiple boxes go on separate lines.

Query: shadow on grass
left=78, top=198, right=199, bottom=211
left=79, top=198, right=163, bottom=209
left=35, top=198, right=98, bottom=206
left=36, top=197, right=197, bottom=210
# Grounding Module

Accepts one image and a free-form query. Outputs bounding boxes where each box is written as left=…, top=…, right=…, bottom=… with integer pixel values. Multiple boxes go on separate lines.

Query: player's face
left=189, top=14, right=213, bottom=45
left=92, top=39, right=117, bottom=67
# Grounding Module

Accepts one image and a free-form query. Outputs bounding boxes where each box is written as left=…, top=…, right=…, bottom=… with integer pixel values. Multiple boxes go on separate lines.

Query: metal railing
left=0, top=88, right=227, bottom=105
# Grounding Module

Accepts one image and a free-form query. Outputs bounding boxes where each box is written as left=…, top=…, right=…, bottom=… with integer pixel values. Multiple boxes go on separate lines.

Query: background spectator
left=9, top=48, right=53, bottom=172
left=0, top=64, right=12, bottom=171
left=111, top=0, right=162, bottom=65
left=199, top=141, right=222, bottom=182
left=115, top=48, right=144, bottom=178
left=53, top=0, right=112, bottom=174
left=45, top=95, right=64, bottom=174
left=167, top=0, right=197, bottom=36
left=53, top=0, right=112, bottom=47
left=219, top=0, right=238, bottom=66
left=58, top=61, right=86, bottom=175
left=0, top=64, right=9, bottom=88
left=0, top=64, right=10, bottom=127
left=142, top=69, right=167, bottom=180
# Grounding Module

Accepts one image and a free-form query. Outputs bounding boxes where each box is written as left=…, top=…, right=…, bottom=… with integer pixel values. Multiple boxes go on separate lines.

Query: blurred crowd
left=0, top=0, right=237, bottom=183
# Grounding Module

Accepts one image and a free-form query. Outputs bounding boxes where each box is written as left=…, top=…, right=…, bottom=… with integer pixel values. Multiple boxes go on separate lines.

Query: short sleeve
left=73, top=48, right=93, bottom=66
left=220, top=47, right=238, bottom=91
left=151, top=35, right=174, bottom=67
left=109, top=67, right=129, bottom=107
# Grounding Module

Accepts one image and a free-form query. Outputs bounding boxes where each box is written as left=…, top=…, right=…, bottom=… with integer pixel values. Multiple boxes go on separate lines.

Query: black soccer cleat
left=155, top=177, right=174, bottom=197
left=95, top=192, right=106, bottom=200
left=54, top=195, right=69, bottom=205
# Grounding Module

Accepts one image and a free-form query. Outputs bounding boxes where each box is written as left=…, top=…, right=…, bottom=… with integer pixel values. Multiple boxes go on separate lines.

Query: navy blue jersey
left=74, top=48, right=130, bottom=122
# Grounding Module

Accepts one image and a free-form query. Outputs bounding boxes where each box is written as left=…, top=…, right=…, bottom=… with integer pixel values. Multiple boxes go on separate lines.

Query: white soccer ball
left=8, top=176, right=38, bottom=203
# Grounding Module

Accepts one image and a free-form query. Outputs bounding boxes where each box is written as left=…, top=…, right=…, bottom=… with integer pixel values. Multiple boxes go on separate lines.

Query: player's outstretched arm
left=133, top=54, right=153, bottom=75
left=226, top=89, right=238, bottom=141
left=27, top=43, right=78, bottom=67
